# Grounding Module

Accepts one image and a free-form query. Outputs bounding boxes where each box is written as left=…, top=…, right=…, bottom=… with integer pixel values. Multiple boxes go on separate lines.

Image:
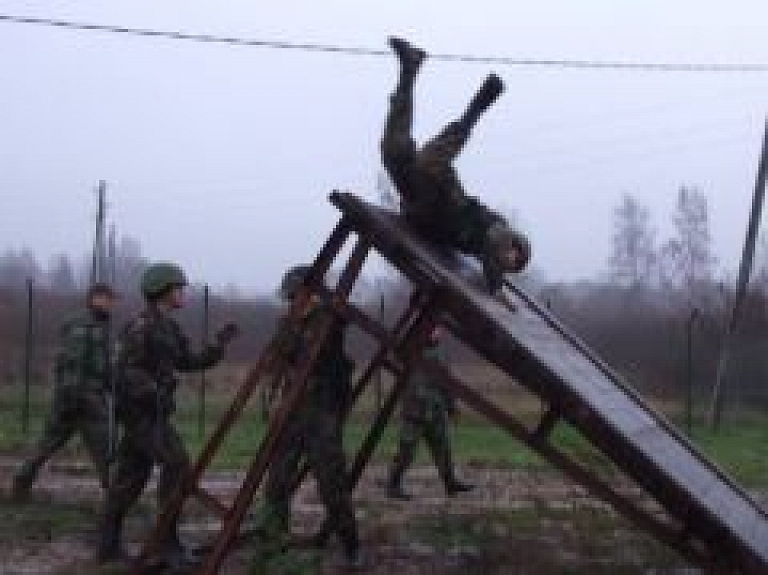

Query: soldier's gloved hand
left=216, top=323, right=240, bottom=347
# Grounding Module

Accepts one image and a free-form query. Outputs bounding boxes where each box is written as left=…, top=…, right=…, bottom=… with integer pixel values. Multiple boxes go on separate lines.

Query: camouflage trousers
left=262, top=403, right=358, bottom=553
left=380, top=71, right=501, bottom=256
left=105, top=413, right=189, bottom=520
left=15, top=385, right=110, bottom=489
left=390, top=405, right=456, bottom=486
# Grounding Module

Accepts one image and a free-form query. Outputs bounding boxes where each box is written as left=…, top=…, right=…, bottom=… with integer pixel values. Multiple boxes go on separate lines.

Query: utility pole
left=710, top=121, right=768, bottom=429
left=90, top=180, right=108, bottom=285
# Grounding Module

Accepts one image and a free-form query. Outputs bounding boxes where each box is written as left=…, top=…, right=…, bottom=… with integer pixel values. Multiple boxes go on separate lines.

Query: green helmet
left=141, top=262, right=188, bottom=298
left=279, top=264, right=311, bottom=301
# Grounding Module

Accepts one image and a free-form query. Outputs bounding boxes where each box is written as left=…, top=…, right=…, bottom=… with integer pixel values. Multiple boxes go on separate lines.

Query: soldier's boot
left=436, top=451, right=475, bottom=496
left=460, top=73, right=505, bottom=130
left=386, top=450, right=412, bottom=500
left=11, top=462, right=38, bottom=500
left=339, top=526, right=365, bottom=569
left=388, top=37, right=427, bottom=79
left=156, top=525, right=203, bottom=570
left=97, top=505, right=131, bottom=565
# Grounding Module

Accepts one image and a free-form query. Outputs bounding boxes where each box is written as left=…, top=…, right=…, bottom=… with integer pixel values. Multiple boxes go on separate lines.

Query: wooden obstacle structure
left=133, top=192, right=768, bottom=574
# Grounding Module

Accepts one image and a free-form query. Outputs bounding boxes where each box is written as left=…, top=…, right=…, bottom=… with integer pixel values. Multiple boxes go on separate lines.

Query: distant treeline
left=2, top=186, right=768, bottom=409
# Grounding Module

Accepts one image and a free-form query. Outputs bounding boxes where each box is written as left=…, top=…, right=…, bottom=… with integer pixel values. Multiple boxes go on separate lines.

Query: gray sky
left=2, top=1, right=768, bottom=293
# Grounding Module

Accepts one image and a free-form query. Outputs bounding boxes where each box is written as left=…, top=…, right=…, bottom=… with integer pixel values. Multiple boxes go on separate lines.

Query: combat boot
left=155, top=528, right=203, bottom=571
left=444, top=478, right=475, bottom=496
left=97, top=507, right=130, bottom=565
left=388, top=37, right=427, bottom=78
left=385, top=450, right=413, bottom=500
left=340, top=529, right=365, bottom=570
left=11, top=465, right=36, bottom=501
left=461, top=73, right=505, bottom=129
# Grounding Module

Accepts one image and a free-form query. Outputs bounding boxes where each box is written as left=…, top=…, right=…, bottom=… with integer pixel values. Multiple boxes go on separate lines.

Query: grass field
left=2, top=377, right=768, bottom=486
left=1, top=376, right=767, bottom=573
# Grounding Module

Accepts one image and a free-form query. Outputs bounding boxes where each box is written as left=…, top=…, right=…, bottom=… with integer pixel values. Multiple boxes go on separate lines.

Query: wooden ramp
left=134, top=192, right=768, bottom=574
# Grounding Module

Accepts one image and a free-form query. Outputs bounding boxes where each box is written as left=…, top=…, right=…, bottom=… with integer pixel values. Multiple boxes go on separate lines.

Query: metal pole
left=710, top=120, right=768, bottom=429
left=90, top=180, right=107, bottom=285
left=686, top=308, right=699, bottom=435
left=376, top=286, right=384, bottom=410
left=22, top=278, right=33, bottom=434
left=199, top=284, right=210, bottom=437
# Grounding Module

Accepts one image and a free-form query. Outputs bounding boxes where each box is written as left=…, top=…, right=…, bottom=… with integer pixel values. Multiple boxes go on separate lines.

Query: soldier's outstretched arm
left=172, top=322, right=238, bottom=372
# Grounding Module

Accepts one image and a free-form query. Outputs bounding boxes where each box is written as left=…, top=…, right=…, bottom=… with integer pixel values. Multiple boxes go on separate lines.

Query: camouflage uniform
left=380, top=45, right=506, bottom=256
left=261, top=302, right=359, bottom=558
left=388, top=344, right=469, bottom=496
left=13, top=307, right=112, bottom=492
left=100, top=305, right=223, bottom=558
left=381, top=38, right=530, bottom=291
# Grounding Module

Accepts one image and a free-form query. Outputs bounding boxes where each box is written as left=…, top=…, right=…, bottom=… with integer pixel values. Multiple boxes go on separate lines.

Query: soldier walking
left=387, top=326, right=473, bottom=499
left=257, top=265, right=362, bottom=568
left=98, top=262, right=238, bottom=568
left=12, top=283, right=118, bottom=498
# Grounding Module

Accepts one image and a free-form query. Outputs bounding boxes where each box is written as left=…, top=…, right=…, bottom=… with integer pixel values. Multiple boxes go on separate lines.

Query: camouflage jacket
left=116, top=305, right=222, bottom=417
left=53, top=307, right=111, bottom=392
left=401, top=345, right=455, bottom=422
left=273, top=302, right=355, bottom=413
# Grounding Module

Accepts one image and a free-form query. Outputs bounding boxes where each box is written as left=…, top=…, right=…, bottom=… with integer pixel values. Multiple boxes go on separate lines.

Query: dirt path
left=1, top=457, right=755, bottom=574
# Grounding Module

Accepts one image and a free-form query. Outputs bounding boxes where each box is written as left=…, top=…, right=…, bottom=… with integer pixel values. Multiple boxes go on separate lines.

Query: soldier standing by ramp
left=380, top=37, right=531, bottom=292
left=98, top=262, right=238, bottom=568
left=12, top=283, right=117, bottom=497
left=256, top=265, right=362, bottom=568
left=387, top=325, right=473, bottom=499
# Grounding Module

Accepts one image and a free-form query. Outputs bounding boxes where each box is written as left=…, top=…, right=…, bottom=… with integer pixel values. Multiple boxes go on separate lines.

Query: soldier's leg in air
left=13, top=389, right=77, bottom=497
left=98, top=425, right=153, bottom=563
left=305, top=412, right=361, bottom=566
left=387, top=418, right=422, bottom=500
left=78, top=392, right=111, bottom=490
left=424, top=410, right=473, bottom=496
left=380, top=37, right=425, bottom=189
left=421, top=73, right=505, bottom=167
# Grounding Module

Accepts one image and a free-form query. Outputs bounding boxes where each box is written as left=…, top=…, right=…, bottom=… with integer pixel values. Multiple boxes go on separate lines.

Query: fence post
left=22, top=278, right=34, bottom=435
left=199, top=284, right=210, bottom=437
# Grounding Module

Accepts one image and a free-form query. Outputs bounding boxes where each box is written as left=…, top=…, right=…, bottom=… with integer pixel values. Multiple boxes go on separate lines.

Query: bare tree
left=48, top=254, right=77, bottom=293
left=661, top=186, right=717, bottom=299
left=609, top=193, right=657, bottom=289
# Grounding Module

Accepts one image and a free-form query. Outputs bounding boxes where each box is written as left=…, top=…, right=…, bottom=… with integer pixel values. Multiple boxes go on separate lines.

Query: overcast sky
left=2, top=1, right=768, bottom=293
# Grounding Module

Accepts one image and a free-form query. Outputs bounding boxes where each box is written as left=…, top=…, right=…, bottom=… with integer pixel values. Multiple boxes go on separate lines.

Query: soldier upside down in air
left=380, top=37, right=531, bottom=292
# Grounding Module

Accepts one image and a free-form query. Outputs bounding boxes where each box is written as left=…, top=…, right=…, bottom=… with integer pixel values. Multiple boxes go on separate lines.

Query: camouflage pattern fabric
left=390, top=345, right=459, bottom=487
left=14, top=308, right=112, bottom=489
left=105, top=305, right=222, bottom=520
left=380, top=59, right=505, bottom=257
left=260, top=303, right=359, bottom=554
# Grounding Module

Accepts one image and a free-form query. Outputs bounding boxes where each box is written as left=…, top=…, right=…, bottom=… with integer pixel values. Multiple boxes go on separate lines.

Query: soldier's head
left=487, top=224, right=531, bottom=275
left=279, top=264, right=312, bottom=302
left=141, top=262, right=188, bottom=309
left=86, top=283, right=117, bottom=317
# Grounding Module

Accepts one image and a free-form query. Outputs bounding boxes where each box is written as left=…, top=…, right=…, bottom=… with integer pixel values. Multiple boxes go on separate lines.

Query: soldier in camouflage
left=98, top=262, right=238, bottom=568
left=12, top=283, right=117, bottom=498
left=256, top=265, right=362, bottom=568
left=387, top=326, right=473, bottom=499
left=380, top=37, right=531, bottom=292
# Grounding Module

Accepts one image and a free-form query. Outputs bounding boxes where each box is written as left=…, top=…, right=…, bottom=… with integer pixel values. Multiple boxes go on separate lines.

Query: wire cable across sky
left=4, top=13, right=768, bottom=73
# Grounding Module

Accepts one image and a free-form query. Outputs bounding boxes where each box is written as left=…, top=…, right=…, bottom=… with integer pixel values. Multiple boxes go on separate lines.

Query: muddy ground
left=1, top=456, right=753, bottom=574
